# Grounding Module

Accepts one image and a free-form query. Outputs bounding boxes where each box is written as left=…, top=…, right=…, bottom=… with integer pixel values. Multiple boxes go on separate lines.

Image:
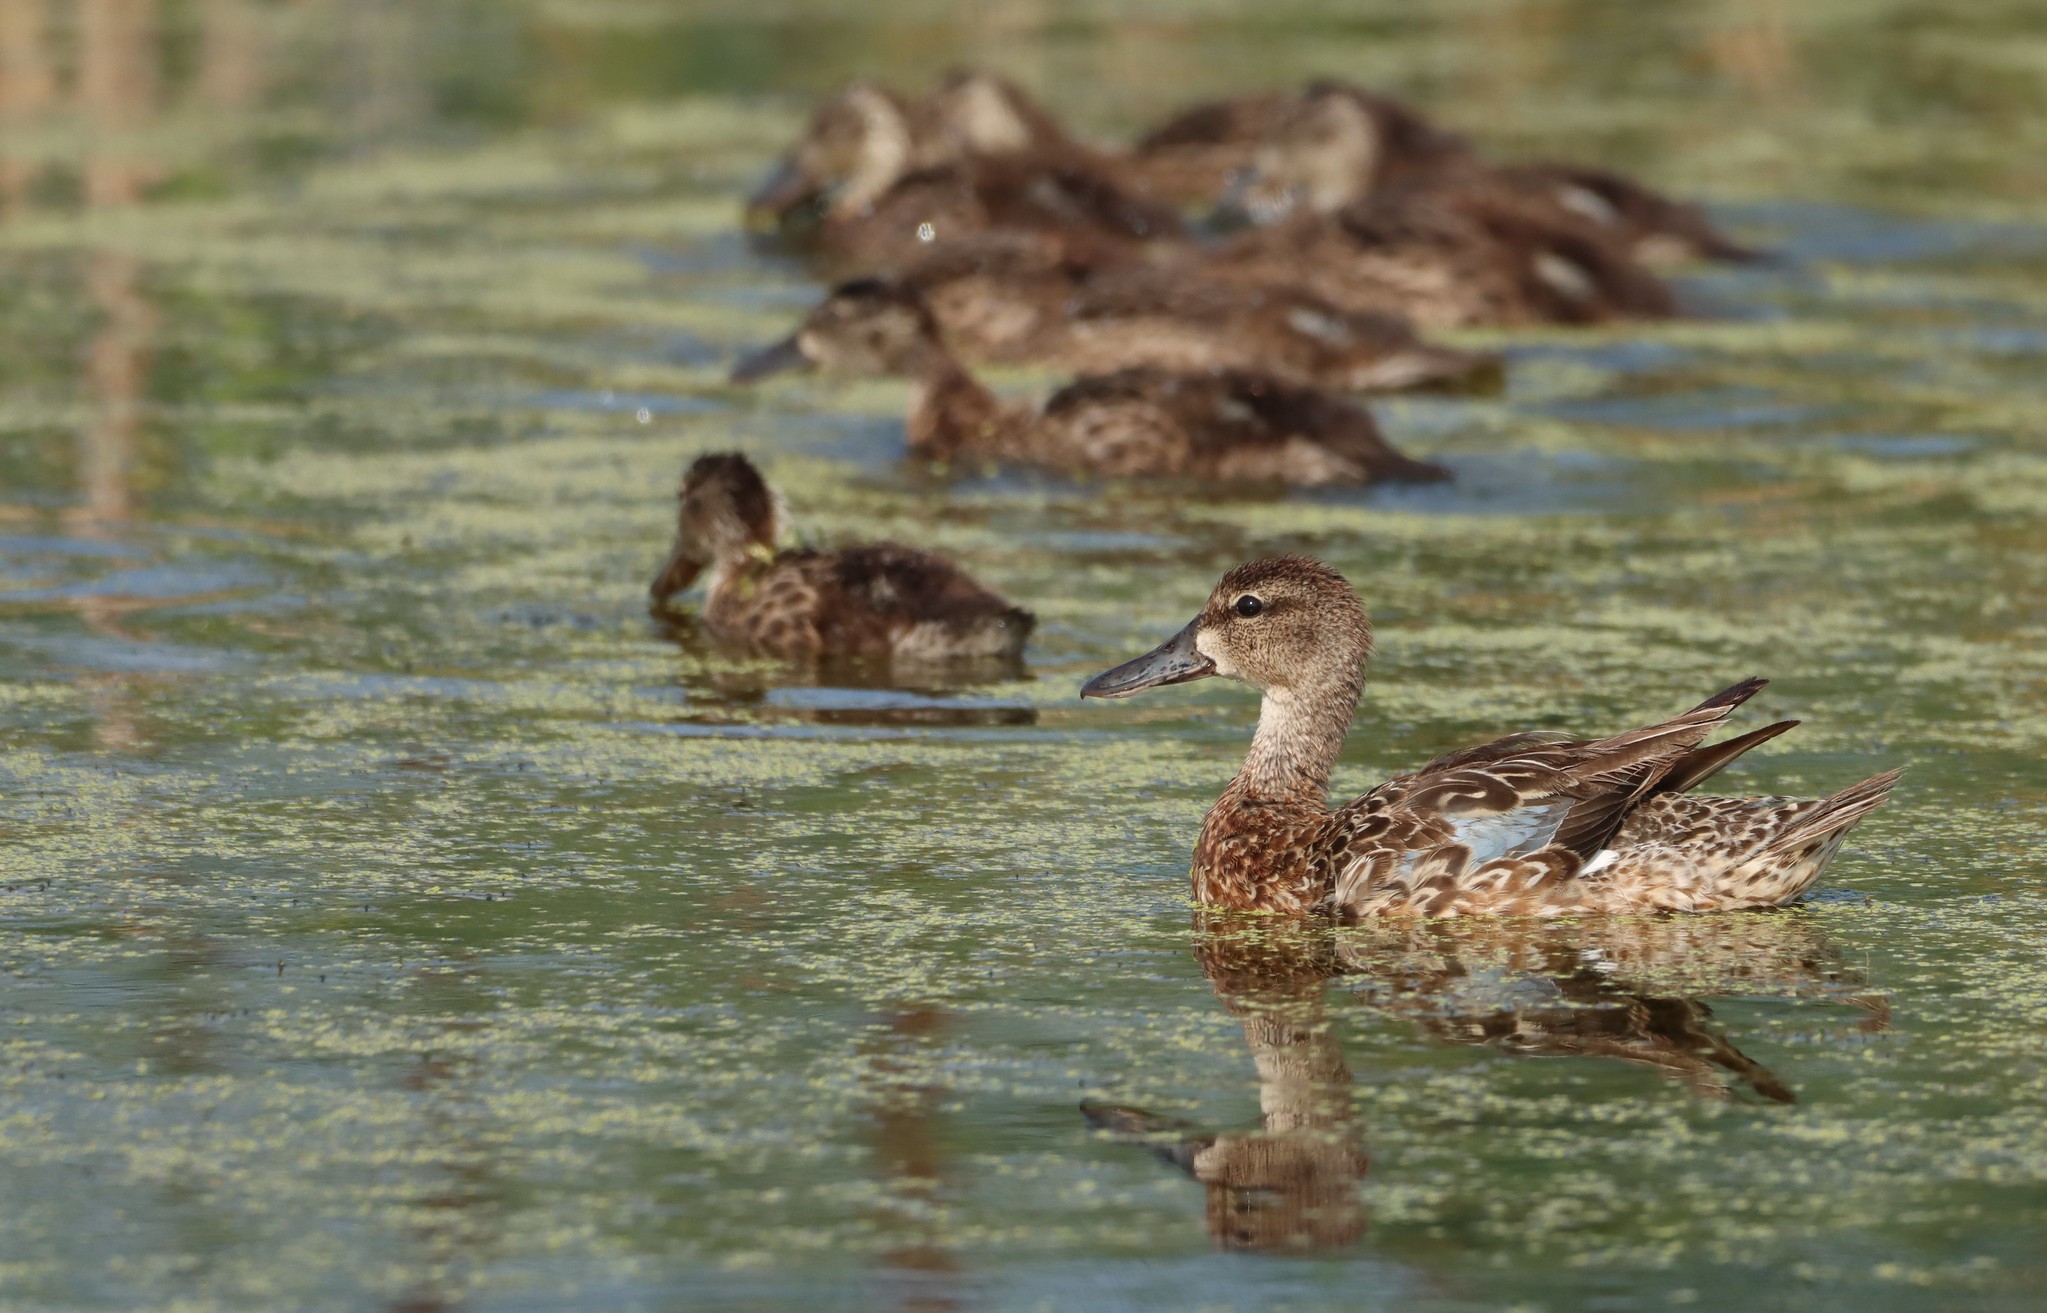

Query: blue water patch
left=516, top=387, right=724, bottom=417
left=1535, top=386, right=1830, bottom=432
left=0, top=632, right=258, bottom=675
left=1833, top=433, right=1983, bottom=459
left=0, top=560, right=274, bottom=605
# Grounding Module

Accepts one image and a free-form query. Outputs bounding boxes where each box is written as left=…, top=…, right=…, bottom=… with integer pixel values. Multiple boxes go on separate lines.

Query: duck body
left=807, top=157, right=1188, bottom=273
left=1022, top=367, right=1450, bottom=484
left=893, top=235, right=1495, bottom=391
left=746, top=78, right=1183, bottom=271
left=1125, top=86, right=1463, bottom=208
left=1219, top=81, right=1755, bottom=267
left=733, top=279, right=1450, bottom=487
left=699, top=543, right=1034, bottom=661
left=1082, top=557, right=1901, bottom=919
left=1206, top=183, right=1677, bottom=329
left=651, top=452, right=1031, bottom=662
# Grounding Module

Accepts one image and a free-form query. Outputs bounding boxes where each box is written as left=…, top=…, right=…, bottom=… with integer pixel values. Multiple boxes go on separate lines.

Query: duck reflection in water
left=653, top=606, right=1037, bottom=731
left=1087, top=910, right=1883, bottom=1252
left=1085, top=922, right=1367, bottom=1253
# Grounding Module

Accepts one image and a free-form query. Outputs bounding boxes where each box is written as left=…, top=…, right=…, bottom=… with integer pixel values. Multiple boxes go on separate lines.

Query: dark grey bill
left=1080, top=618, right=1216, bottom=699
left=744, top=157, right=812, bottom=228
left=649, top=541, right=706, bottom=602
left=729, top=336, right=813, bottom=384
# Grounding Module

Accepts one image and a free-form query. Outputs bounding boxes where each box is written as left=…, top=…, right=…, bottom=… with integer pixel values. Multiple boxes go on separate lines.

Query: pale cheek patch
left=1195, top=628, right=1240, bottom=679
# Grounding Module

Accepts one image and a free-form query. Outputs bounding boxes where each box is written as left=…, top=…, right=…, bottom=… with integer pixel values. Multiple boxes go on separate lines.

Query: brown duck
left=745, top=79, right=1182, bottom=271
left=783, top=231, right=1494, bottom=392
left=1228, top=82, right=1756, bottom=265
left=732, top=279, right=1450, bottom=487
left=1081, top=556, right=1902, bottom=916
left=1202, top=180, right=1678, bottom=329
left=1123, top=82, right=1469, bottom=209
left=650, top=452, right=1032, bottom=662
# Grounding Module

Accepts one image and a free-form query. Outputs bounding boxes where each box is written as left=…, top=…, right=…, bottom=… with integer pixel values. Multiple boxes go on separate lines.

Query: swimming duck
left=1124, top=83, right=1468, bottom=209
left=800, top=232, right=1495, bottom=392
left=1202, top=180, right=1678, bottom=328
left=745, top=79, right=1182, bottom=270
left=1081, top=556, right=1901, bottom=916
left=650, top=452, right=1032, bottom=662
left=731, top=279, right=1450, bottom=487
left=1227, top=82, right=1755, bottom=265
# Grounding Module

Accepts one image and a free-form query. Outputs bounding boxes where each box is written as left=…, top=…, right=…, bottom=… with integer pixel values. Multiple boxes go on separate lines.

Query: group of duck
left=651, top=72, right=1900, bottom=921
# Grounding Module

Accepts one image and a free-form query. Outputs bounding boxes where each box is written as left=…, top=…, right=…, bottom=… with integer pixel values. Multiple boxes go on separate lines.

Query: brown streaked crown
left=679, top=452, right=778, bottom=553
left=1197, top=556, right=1374, bottom=691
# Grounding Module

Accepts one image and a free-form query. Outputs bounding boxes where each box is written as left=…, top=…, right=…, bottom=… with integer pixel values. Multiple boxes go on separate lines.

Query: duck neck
left=1233, top=673, right=1360, bottom=806
left=906, top=348, right=1008, bottom=461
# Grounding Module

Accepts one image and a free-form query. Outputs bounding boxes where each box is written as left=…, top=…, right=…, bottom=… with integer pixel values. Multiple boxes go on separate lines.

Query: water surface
left=2, top=3, right=2045, bottom=1310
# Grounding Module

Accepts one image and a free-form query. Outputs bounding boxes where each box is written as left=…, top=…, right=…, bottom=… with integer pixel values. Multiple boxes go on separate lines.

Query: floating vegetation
left=1, top=2, right=2044, bottom=1310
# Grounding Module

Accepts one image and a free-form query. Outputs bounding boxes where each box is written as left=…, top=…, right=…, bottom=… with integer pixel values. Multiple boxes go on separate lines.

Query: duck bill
left=729, top=336, right=813, bottom=384
left=1080, top=619, right=1216, bottom=698
left=744, top=158, right=813, bottom=229
left=650, top=542, right=707, bottom=602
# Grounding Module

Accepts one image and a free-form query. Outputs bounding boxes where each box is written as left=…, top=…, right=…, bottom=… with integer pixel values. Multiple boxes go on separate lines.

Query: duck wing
left=1037, top=368, right=1447, bottom=484
left=1325, top=682, right=1763, bottom=916
left=811, top=544, right=1034, bottom=654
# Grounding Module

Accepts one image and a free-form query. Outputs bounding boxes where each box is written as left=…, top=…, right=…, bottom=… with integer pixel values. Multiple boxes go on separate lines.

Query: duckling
left=1124, top=83, right=1466, bottom=209
left=746, top=79, right=1182, bottom=271
left=1202, top=180, right=1678, bottom=328
left=731, top=279, right=1450, bottom=487
left=650, top=452, right=1032, bottom=662
left=828, top=232, right=1496, bottom=391
left=1227, top=83, right=1755, bottom=265
left=1081, top=556, right=1902, bottom=917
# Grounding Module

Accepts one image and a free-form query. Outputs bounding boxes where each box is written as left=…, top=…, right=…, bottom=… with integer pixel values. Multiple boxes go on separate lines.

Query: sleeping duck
left=650, top=452, right=1032, bottom=662
left=1082, top=556, right=1902, bottom=917
left=731, top=279, right=1450, bottom=487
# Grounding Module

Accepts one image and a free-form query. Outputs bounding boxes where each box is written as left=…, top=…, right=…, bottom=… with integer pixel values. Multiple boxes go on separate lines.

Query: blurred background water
left=1, top=2, right=2045, bottom=1310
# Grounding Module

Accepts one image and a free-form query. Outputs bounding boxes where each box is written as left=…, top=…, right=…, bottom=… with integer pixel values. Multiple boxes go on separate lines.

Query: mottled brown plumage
left=838, top=232, right=1496, bottom=392
left=744, top=77, right=1182, bottom=271
left=1081, top=556, right=1902, bottom=917
left=1227, top=82, right=1756, bottom=265
left=1204, top=181, right=1679, bottom=329
left=732, top=280, right=1450, bottom=487
left=1125, top=83, right=1465, bottom=208
left=649, top=453, right=1031, bottom=663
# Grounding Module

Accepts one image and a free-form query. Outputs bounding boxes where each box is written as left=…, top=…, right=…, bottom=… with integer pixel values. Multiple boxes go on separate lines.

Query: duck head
left=1220, top=86, right=1382, bottom=226
left=731, top=278, right=950, bottom=383
left=1082, top=557, right=1373, bottom=699
left=1220, top=83, right=1467, bottom=227
left=923, top=68, right=1071, bottom=158
left=650, top=453, right=781, bottom=602
left=746, top=82, right=914, bottom=229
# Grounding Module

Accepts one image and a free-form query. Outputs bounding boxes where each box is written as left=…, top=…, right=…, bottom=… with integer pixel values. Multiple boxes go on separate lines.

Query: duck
left=1123, top=83, right=1469, bottom=210
left=1225, top=82, right=1755, bottom=265
left=731, top=279, right=1451, bottom=487
left=1080, top=556, right=1902, bottom=917
left=745, top=78, right=1183, bottom=271
left=649, top=452, right=1033, bottom=662
left=1197, top=178, right=1679, bottom=329
left=787, top=231, right=1495, bottom=392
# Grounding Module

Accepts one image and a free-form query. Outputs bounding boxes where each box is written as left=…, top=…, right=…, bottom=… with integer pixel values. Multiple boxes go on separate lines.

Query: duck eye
left=1233, top=594, right=1264, bottom=618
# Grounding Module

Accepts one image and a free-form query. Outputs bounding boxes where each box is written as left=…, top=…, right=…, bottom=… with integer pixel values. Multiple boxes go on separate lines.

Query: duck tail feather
left=1657, top=720, right=1800, bottom=797
left=1764, top=768, right=1905, bottom=852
